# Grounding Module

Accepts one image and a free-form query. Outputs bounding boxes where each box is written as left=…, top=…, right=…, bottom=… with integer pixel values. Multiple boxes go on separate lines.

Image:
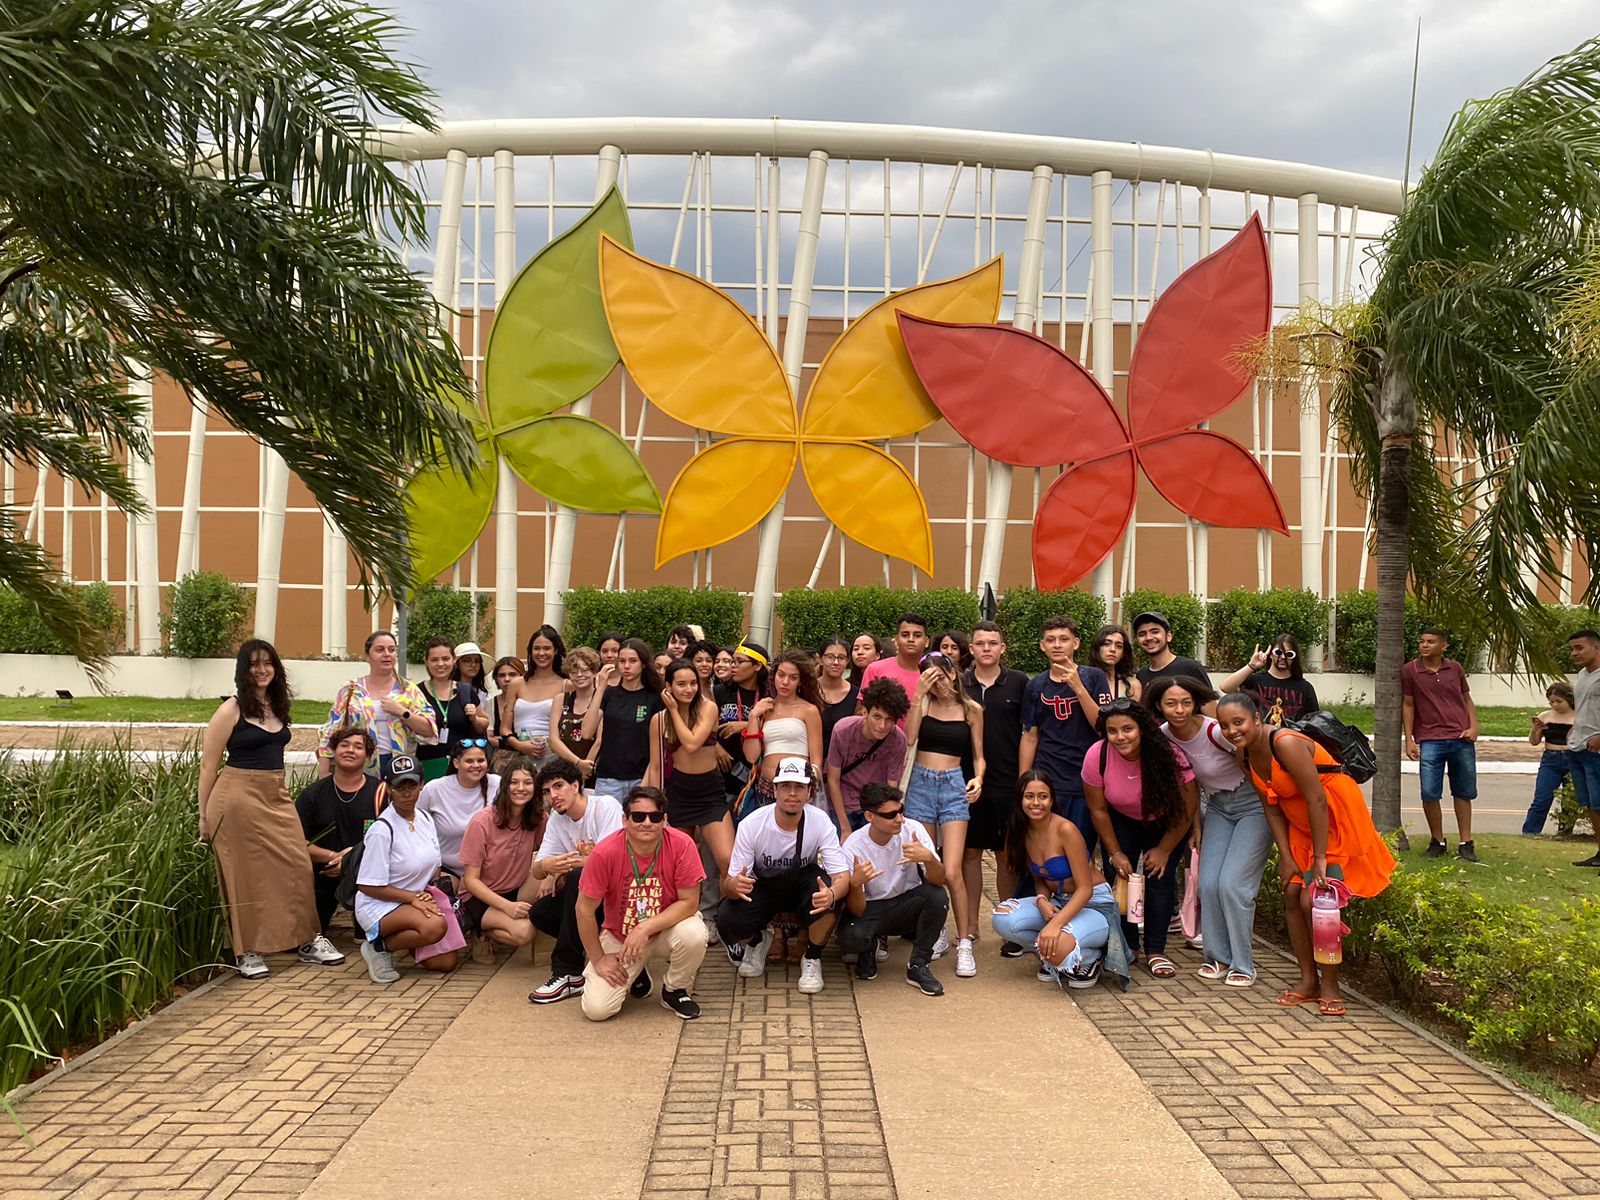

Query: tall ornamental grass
left=0, top=744, right=226, bottom=1095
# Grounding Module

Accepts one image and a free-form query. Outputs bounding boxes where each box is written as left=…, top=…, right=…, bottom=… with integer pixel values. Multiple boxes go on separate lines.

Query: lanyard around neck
left=627, top=843, right=657, bottom=886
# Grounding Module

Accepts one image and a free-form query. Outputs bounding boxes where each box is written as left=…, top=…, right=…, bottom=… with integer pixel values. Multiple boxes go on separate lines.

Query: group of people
left=198, top=606, right=1422, bottom=1023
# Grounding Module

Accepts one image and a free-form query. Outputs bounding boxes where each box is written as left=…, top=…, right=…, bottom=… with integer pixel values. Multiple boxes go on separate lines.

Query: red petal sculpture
left=1126, top=215, right=1271, bottom=442
left=1032, top=453, right=1138, bottom=591
left=896, top=314, right=1127, bottom=467
left=1136, top=430, right=1288, bottom=533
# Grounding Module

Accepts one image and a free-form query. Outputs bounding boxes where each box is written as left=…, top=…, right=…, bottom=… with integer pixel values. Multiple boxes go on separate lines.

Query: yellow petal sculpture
left=598, top=236, right=1003, bottom=573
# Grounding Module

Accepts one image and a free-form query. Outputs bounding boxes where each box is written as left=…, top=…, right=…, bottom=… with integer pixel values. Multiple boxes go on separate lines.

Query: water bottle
left=1114, top=874, right=1129, bottom=915
left=1126, top=870, right=1145, bottom=926
left=1311, top=881, right=1343, bottom=965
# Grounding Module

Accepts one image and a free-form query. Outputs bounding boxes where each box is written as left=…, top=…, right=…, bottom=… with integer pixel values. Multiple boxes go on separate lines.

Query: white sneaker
left=737, top=929, right=774, bottom=978
left=296, top=935, right=345, bottom=965
left=360, top=940, right=400, bottom=984
left=236, top=952, right=268, bottom=979
left=798, top=958, right=825, bottom=994
left=874, top=936, right=890, bottom=962
left=931, top=929, right=950, bottom=960
left=955, top=938, right=977, bottom=978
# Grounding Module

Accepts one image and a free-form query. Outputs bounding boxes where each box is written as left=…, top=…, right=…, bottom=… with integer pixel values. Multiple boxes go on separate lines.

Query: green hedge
left=0, top=582, right=121, bottom=655
left=776, top=586, right=979, bottom=653
left=1118, top=588, right=1205, bottom=661
left=162, top=571, right=251, bottom=658
left=994, top=588, right=1106, bottom=675
left=1207, top=587, right=1331, bottom=670
left=408, top=583, right=493, bottom=652
left=564, top=586, right=746, bottom=652
left=1541, top=605, right=1600, bottom=673
left=1333, top=589, right=1482, bottom=674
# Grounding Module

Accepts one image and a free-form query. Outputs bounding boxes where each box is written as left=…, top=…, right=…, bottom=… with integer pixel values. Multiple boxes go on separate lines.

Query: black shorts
left=461, top=887, right=520, bottom=934
left=965, top=791, right=1011, bottom=851
left=666, top=766, right=729, bottom=829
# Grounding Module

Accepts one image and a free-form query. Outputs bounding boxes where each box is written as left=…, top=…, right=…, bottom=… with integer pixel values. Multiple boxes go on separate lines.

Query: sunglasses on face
left=1272, top=648, right=1297, bottom=660
left=870, top=806, right=905, bottom=820
left=627, top=811, right=666, bottom=824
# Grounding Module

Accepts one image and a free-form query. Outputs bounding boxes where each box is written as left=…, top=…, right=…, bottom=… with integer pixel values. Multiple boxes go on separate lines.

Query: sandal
left=1275, top=989, right=1314, bottom=1007
left=1318, top=997, right=1347, bottom=1017
left=1147, top=954, right=1177, bottom=978
left=1197, top=962, right=1228, bottom=981
left=1223, top=971, right=1255, bottom=988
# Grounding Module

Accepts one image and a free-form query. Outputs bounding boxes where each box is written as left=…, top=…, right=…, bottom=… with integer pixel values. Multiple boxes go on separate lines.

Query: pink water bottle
left=1126, top=870, right=1145, bottom=926
left=1311, top=881, right=1343, bottom=965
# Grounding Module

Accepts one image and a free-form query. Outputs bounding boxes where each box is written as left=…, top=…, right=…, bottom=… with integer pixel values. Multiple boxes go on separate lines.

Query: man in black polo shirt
left=1133, top=610, right=1210, bottom=689
left=961, top=621, right=1030, bottom=955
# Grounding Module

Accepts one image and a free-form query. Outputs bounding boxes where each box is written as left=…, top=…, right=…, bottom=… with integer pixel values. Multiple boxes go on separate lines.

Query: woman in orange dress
left=1216, top=692, right=1395, bottom=1017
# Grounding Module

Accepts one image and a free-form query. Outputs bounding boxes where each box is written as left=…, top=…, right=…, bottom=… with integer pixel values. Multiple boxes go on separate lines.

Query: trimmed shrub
left=0, top=582, right=121, bottom=655
left=775, top=587, right=980, bottom=654
left=408, top=583, right=493, bottom=652
left=163, top=571, right=251, bottom=658
left=1206, top=587, right=1331, bottom=671
left=1118, top=588, right=1205, bottom=661
left=994, top=587, right=1106, bottom=675
left=1333, top=590, right=1482, bottom=674
left=564, top=586, right=746, bottom=653
left=1541, top=605, right=1600, bottom=673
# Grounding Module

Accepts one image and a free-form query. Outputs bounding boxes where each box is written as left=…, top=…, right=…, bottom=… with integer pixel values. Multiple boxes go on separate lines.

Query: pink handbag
left=1180, top=848, right=1201, bottom=940
left=413, top=884, right=468, bottom=962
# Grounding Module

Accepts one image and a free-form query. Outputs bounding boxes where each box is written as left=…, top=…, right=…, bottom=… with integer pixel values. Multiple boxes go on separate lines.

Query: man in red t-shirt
left=576, top=786, right=708, bottom=1021
left=1401, top=626, right=1480, bottom=863
left=857, top=613, right=929, bottom=726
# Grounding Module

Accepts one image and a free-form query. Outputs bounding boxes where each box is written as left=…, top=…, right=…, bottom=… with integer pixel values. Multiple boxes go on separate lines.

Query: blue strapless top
left=1028, top=854, right=1073, bottom=892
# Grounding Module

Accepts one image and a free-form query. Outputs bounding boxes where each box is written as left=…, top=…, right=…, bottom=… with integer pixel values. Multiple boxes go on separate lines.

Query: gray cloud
left=378, top=0, right=1597, bottom=178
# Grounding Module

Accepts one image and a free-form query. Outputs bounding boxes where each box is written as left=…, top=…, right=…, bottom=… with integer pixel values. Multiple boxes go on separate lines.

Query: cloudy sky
left=381, top=0, right=1596, bottom=180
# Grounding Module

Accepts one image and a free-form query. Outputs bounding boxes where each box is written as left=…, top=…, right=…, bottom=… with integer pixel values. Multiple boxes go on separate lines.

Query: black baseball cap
left=385, top=754, right=422, bottom=783
left=1131, top=611, right=1171, bottom=633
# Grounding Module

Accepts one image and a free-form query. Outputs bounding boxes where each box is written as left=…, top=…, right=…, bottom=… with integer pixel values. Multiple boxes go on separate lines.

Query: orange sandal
left=1318, top=997, right=1347, bottom=1017
left=1274, top=989, right=1314, bottom=1007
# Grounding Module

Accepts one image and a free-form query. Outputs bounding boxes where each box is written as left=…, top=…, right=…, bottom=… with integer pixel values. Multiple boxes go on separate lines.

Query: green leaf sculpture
left=405, top=186, right=661, bottom=596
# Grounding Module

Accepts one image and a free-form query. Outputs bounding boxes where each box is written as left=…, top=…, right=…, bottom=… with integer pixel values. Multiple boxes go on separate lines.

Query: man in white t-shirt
left=527, top=760, right=625, bottom=1005
left=838, top=782, right=948, bottom=996
left=718, top=758, right=851, bottom=994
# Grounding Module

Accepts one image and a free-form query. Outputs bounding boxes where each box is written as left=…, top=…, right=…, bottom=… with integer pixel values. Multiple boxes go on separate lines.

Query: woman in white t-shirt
left=1147, top=675, right=1268, bottom=987
left=416, top=739, right=501, bottom=877
left=354, top=756, right=462, bottom=983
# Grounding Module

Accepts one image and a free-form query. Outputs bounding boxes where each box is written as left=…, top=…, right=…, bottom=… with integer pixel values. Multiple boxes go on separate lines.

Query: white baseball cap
left=773, top=757, right=811, bottom=786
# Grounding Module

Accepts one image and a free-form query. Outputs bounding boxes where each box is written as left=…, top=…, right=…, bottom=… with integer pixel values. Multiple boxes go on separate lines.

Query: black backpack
left=1278, top=710, right=1377, bottom=784
left=333, top=783, right=389, bottom=910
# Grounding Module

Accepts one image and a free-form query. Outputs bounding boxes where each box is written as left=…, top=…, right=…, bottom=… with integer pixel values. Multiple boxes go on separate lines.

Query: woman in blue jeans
left=991, top=771, right=1117, bottom=988
left=1522, top=681, right=1575, bottom=835
left=1148, top=676, right=1270, bottom=987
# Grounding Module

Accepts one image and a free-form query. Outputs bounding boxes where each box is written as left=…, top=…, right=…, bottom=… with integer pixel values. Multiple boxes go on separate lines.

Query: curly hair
left=771, top=648, right=822, bottom=709
left=858, top=676, right=910, bottom=721
left=1095, top=699, right=1188, bottom=830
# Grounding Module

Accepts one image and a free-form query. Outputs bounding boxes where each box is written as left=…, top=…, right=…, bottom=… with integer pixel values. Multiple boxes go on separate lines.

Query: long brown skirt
left=207, top=767, right=319, bottom=955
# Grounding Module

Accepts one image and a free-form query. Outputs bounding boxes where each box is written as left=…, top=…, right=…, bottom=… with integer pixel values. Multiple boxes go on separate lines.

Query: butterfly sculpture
left=897, top=215, right=1286, bottom=589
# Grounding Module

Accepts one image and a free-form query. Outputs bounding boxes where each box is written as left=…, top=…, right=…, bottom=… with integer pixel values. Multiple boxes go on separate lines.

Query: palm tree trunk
left=1371, top=358, right=1415, bottom=835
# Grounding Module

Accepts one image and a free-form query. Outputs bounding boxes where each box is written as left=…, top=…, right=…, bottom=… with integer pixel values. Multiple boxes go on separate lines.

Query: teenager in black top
left=1133, top=611, right=1209, bottom=689
left=296, top=724, right=384, bottom=936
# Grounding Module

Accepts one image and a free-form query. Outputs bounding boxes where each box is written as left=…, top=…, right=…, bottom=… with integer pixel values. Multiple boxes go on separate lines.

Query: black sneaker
left=659, top=987, right=700, bottom=1019
left=1572, top=854, right=1600, bottom=867
left=1065, top=959, right=1104, bottom=990
left=855, top=955, right=879, bottom=981
left=1424, top=839, right=1447, bottom=858
left=999, top=940, right=1027, bottom=959
left=905, top=962, right=944, bottom=996
left=724, top=940, right=746, bottom=967
left=1456, top=841, right=1479, bottom=864
left=630, top=968, right=653, bottom=999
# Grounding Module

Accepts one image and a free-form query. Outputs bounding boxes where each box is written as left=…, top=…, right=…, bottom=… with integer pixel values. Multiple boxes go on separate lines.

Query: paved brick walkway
left=0, top=944, right=495, bottom=1198
left=1076, top=941, right=1600, bottom=1199
left=640, top=953, right=897, bottom=1200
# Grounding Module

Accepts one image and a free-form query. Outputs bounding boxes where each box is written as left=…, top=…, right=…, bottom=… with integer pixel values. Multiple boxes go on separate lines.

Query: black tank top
left=226, top=715, right=289, bottom=770
left=917, top=715, right=971, bottom=758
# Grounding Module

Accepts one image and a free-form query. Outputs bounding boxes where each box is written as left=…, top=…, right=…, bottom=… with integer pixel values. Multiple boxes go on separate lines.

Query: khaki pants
left=581, top=918, right=709, bottom=1022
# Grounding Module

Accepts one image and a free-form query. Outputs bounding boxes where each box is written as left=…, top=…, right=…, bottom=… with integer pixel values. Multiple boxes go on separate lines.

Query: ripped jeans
left=991, top=883, right=1113, bottom=973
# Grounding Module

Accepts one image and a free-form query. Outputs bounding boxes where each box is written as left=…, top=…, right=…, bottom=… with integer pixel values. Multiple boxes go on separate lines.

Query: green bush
left=994, top=587, right=1106, bottom=675
left=775, top=586, right=980, bottom=654
left=407, top=583, right=493, bottom=653
left=162, top=571, right=252, bottom=658
left=1333, top=589, right=1482, bottom=673
left=1207, top=587, right=1331, bottom=670
left=1541, top=605, right=1600, bottom=673
left=0, top=582, right=121, bottom=655
left=1555, top=779, right=1592, bottom=838
left=1118, top=588, right=1205, bottom=661
left=564, top=586, right=746, bottom=652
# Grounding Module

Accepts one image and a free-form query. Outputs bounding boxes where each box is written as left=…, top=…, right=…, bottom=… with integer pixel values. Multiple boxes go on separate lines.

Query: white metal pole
left=748, top=150, right=828, bottom=647
left=1089, top=170, right=1116, bottom=611
left=175, top=396, right=208, bottom=577
left=541, top=145, right=622, bottom=634
left=492, top=148, right=520, bottom=658
left=1194, top=191, right=1212, bottom=650
left=254, top=449, right=289, bottom=641
left=61, top=472, right=73, bottom=581
left=1297, top=193, right=1325, bottom=666
left=977, top=164, right=1053, bottom=602
left=126, top=368, right=161, bottom=653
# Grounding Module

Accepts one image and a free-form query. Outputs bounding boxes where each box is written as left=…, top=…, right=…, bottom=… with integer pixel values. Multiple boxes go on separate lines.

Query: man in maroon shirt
left=1401, top=627, right=1480, bottom=863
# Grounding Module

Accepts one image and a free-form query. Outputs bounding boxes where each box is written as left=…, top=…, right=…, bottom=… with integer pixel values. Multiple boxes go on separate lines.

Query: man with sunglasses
left=838, top=783, right=948, bottom=996
left=1220, top=637, right=1319, bottom=726
left=575, top=785, right=708, bottom=1021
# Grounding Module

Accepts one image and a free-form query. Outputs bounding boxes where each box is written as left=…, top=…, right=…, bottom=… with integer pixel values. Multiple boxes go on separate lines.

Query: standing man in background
left=962, top=621, right=1030, bottom=956
left=1402, top=627, right=1479, bottom=863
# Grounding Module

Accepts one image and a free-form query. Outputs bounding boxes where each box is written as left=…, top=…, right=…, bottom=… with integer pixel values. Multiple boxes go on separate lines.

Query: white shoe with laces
left=236, top=952, right=268, bottom=979
left=359, top=940, right=400, bottom=984
left=798, top=958, right=824, bottom=994
left=931, top=929, right=950, bottom=960
left=738, top=929, right=774, bottom=978
left=954, top=938, right=977, bottom=978
left=875, top=936, right=890, bottom=962
left=296, top=935, right=345, bottom=965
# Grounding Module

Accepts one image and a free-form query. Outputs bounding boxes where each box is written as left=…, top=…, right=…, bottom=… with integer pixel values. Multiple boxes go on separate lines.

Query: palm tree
left=0, top=0, right=477, bottom=668
left=1249, top=38, right=1600, bottom=830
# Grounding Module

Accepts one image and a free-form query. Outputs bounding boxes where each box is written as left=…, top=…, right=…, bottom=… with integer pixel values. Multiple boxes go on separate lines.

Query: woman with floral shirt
left=320, top=630, right=436, bottom=777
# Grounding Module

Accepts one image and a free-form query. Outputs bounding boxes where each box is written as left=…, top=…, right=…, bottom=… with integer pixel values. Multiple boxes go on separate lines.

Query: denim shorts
left=905, top=763, right=969, bottom=826
left=1418, top=738, right=1477, bottom=803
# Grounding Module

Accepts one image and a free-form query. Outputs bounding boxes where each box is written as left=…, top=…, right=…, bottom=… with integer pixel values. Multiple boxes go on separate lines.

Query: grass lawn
left=1390, top=831, right=1599, bottom=918
left=0, top=696, right=329, bottom=725
left=1329, top=703, right=1532, bottom=738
